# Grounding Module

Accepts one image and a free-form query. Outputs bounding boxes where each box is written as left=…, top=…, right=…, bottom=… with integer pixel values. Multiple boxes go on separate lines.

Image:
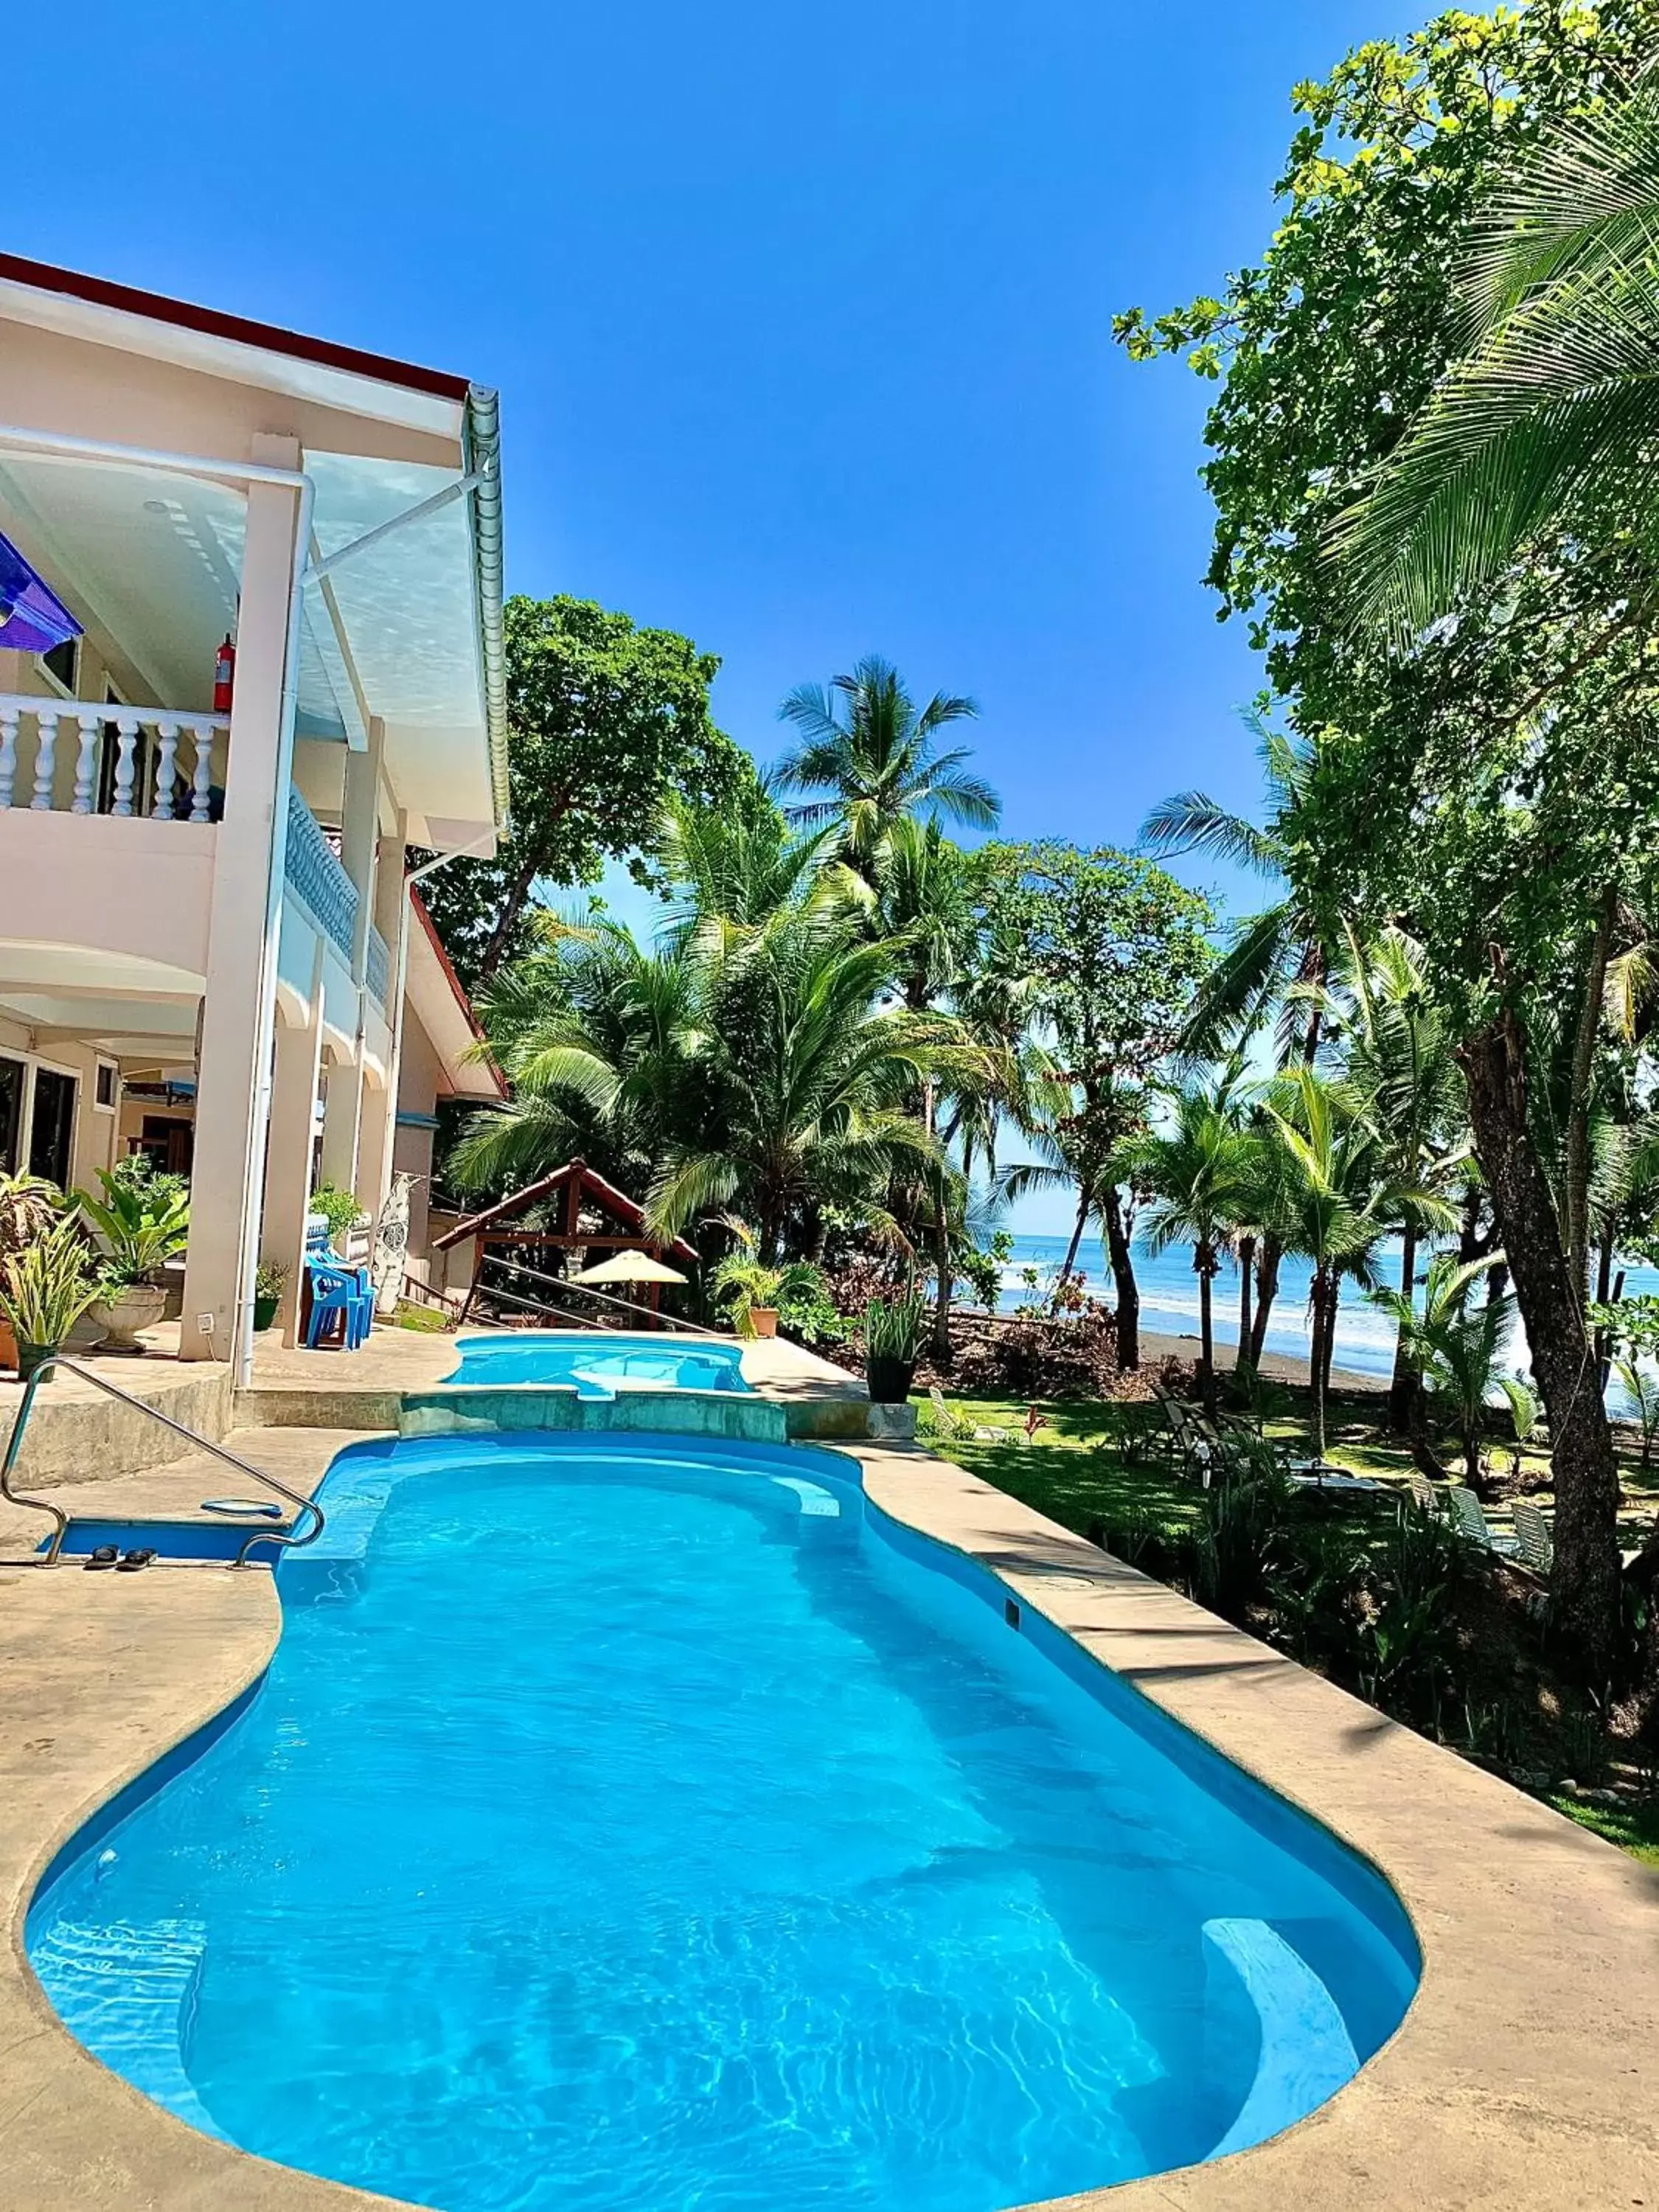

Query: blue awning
left=0, top=532, right=80, bottom=655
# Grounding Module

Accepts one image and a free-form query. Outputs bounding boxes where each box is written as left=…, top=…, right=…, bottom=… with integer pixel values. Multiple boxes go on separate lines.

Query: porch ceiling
left=0, top=448, right=496, bottom=844
left=0, top=943, right=201, bottom=1055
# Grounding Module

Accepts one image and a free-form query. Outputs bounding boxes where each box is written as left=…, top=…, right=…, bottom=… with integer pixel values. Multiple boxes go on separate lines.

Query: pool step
left=1201, top=1916, right=1358, bottom=2158
left=29, top=1913, right=225, bottom=2140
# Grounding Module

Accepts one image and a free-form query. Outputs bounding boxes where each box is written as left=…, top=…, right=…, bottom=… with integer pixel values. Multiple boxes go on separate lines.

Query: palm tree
left=1312, top=928, right=1469, bottom=1431
left=1335, top=80, right=1659, bottom=632
left=1370, top=1252, right=1526, bottom=1498
left=449, top=911, right=694, bottom=1197
left=1141, top=712, right=1329, bottom=1065
left=646, top=910, right=956, bottom=1259
left=773, top=655, right=1000, bottom=874
left=1259, top=1067, right=1455, bottom=1458
left=1132, top=1087, right=1260, bottom=1399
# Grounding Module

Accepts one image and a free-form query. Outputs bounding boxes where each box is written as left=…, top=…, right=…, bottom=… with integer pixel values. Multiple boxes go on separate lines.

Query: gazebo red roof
left=431, top=1157, right=698, bottom=1262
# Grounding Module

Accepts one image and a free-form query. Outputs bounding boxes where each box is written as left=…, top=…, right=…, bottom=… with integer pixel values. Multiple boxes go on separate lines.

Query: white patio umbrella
left=569, top=1249, right=688, bottom=1287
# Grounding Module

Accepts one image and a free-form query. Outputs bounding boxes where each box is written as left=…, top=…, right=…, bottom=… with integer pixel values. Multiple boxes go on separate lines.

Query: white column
left=179, top=435, right=302, bottom=1361
left=319, top=1054, right=365, bottom=1197
left=262, top=978, right=325, bottom=1346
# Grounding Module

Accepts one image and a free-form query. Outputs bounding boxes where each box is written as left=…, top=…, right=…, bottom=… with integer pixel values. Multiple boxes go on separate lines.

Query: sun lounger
left=1446, top=1483, right=1520, bottom=1557
left=1511, top=1500, right=1554, bottom=1576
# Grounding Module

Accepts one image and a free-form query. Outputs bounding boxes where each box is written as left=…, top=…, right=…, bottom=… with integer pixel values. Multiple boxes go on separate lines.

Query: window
left=94, top=1062, right=118, bottom=1110
left=27, top=1068, right=76, bottom=1187
left=0, top=1056, right=21, bottom=1174
left=38, top=636, right=78, bottom=696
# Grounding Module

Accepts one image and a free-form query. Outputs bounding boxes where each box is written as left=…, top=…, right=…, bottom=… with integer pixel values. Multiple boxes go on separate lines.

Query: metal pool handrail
left=0, top=1354, right=325, bottom=1569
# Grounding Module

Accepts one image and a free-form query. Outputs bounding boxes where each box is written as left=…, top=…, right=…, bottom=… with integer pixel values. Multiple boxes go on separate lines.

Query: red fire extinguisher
left=213, top=634, right=236, bottom=714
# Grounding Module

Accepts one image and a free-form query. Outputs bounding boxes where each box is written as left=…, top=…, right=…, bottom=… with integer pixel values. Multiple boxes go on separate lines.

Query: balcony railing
left=366, top=925, right=391, bottom=1006
left=0, top=694, right=228, bottom=820
left=283, top=789, right=358, bottom=960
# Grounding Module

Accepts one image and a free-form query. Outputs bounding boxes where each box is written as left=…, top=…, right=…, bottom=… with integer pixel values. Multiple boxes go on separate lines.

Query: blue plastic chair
left=302, top=1262, right=361, bottom=1351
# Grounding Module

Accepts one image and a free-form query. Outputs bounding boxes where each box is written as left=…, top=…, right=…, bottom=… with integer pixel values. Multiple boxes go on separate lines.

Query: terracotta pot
left=88, top=1281, right=169, bottom=1352
left=748, top=1306, right=779, bottom=1339
left=0, top=1318, right=15, bottom=1375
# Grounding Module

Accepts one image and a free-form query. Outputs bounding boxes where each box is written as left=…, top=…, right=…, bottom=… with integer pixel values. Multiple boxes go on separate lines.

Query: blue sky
left=21, top=0, right=1418, bottom=1231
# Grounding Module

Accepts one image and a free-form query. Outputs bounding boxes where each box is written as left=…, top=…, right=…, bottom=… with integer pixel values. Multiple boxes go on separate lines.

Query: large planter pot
left=15, top=1339, right=60, bottom=1383
left=748, top=1306, right=779, bottom=1340
left=253, top=1293, right=282, bottom=1333
left=866, top=1354, right=917, bottom=1405
left=88, top=1281, right=169, bottom=1352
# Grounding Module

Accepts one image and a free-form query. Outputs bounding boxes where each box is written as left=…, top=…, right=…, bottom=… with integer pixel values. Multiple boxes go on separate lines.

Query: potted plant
left=0, top=1217, right=105, bottom=1382
left=865, top=1288, right=925, bottom=1405
left=77, top=1166, right=192, bottom=1351
left=253, top=1262, right=288, bottom=1333
left=311, top=1181, right=369, bottom=1255
left=0, top=1172, right=63, bottom=1374
left=709, top=1249, right=787, bottom=1338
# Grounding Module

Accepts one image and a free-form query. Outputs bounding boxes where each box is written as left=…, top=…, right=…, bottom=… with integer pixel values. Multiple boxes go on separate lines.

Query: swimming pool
left=447, top=1329, right=751, bottom=1397
left=27, top=1436, right=1417, bottom=2212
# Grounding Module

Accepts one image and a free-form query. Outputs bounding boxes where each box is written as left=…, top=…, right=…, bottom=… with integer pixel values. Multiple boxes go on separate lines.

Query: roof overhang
left=406, top=894, right=505, bottom=1102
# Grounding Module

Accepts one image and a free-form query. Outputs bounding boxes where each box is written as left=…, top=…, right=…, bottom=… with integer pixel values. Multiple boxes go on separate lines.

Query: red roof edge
left=0, top=253, right=473, bottom=404
left=411, top=888, right=508, bottom=1099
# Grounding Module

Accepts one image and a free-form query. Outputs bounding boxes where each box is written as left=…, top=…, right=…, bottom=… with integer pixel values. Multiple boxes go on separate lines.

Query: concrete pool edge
left=1, top=1430, right=1656, bottom=2209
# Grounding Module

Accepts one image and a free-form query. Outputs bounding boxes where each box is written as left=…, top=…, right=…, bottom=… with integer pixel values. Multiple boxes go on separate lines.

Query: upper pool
left=27, top=1436, right=1417, bottom=2212
left=446, top=1328, right=751, bottom=1397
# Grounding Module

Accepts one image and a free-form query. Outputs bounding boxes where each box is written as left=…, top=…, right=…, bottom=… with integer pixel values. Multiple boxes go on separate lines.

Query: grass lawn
left=921, top=1381, right=1659, bottom=1868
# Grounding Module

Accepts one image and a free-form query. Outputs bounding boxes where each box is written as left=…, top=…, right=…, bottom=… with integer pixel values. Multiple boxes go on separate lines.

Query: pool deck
left=1, top=1405, right=1655, bottom=2208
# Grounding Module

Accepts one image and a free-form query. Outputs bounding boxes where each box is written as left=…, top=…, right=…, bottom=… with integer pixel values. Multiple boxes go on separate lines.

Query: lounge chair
left=925, top=1386, right=1001, bottom=1444
left=1512, top=1500, right=1555, bottom=1577
left=1446, top=1484, right=1520, bottom=1557
left=1405, top=1471, right=1439, bottom=1517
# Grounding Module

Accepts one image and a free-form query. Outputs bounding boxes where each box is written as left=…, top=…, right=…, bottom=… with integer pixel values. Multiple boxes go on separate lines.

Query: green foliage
left=74, top=1166, right=189, bottom=1286
left=0, top=1216, right=102, bottom=1347
left=956, top=1230, right=1013, bottom=1313
left=310, top=1183, right=365, bottom=1248
left=774, top=655, right=998, bottom=873
left=254, top=1262, right=289, bottom=1301
left=707, top=1245, right=833, bottom=1340
left=420, top=595, right=749, bottom=990
left=866, top=1289, right=928, bottom=1366
left=0, top=1171, right=63, bottom=1264
left=1371, top=1250, right=1519, bottom=1481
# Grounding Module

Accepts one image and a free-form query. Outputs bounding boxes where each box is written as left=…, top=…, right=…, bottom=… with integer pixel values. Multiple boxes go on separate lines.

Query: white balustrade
left=0, top=694, right=229, bottom=821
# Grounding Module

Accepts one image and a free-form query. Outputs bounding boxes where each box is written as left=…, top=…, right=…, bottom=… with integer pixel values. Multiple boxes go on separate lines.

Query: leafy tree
left=773, top=655, right=999, bottom=872
left=980, top=842, right=1213, bottom=1367
left=422, top=596, right=748, bottom=990
left=1115, top=1, right=1659, bottom=1674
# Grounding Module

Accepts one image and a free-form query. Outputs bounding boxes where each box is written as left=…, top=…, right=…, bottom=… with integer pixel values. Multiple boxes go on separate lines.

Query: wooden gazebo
left=433, top=1158, right=698, bottom=1327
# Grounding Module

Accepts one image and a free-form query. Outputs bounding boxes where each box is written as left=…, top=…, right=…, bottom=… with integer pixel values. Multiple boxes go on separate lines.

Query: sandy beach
left=1136, top=1326, right=1385, bottom=1394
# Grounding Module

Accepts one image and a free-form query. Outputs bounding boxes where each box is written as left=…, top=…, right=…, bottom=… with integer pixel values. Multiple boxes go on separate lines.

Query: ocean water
left=999, top=1232, right=1659, bottom=1385
left=29, top=1436, right=1416, bottom=2212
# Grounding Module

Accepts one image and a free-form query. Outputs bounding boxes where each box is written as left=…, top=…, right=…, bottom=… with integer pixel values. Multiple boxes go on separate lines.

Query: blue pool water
left=448, top=1329, right=751, bottom=1397
left=27, top=1437, right=1417, bottom=2212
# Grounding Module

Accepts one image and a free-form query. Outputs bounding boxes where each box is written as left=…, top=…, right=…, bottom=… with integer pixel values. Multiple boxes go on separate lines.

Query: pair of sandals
left=85, top=1546, right=157, bottom=1573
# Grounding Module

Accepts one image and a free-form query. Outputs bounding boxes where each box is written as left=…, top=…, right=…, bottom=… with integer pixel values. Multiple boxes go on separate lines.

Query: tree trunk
left=1196, top=1251, right=1215, bottom=1408
left=1593, top=1237, right=1618, bottom=1395
left=1387, top=1222, right=1420, bottom=1435
left=1323, top=1275, right=1340, bottom=1395
left=1461, top=1007, right=1623, bottom=1677
left=930, top=1178, right=954, bottom=1367
left=1250, top=1235, right=1282, bottom=1368
left=474, top=855, right=542, bottom=992
left=1564, top=887, right=1615, bottom=1303
left=1235, top=1233, right=1255, bottom=1376
left=1102, top=1185, right=1140, bottom=1371
left=1308, top=1267, right=1329, bottom=1458
left=1055, top=1187, right=1091, bottom=1308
